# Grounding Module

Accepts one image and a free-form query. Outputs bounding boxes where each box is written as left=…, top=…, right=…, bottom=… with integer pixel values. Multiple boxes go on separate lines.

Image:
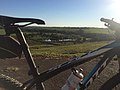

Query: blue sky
left=0, top=0, right=119, bottom=27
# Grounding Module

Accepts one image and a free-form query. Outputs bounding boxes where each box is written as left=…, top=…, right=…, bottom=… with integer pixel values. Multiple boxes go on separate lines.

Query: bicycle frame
left=2, top=16, right=120, bottom=90
left=12, top=26, right=44, bottom=90
left=11, top=25, right=120, bottom=90
left=78, top=47, right=120, bottom=90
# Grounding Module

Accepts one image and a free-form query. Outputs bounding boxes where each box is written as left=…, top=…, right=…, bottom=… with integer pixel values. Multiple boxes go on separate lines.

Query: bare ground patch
left=0, top=56, right=119, bottom=90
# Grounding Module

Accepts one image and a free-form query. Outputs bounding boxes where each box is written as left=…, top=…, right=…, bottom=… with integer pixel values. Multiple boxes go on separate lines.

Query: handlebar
left=100, top=18, right=120, bottom=31
left=0, top=15, right=45, bottom=26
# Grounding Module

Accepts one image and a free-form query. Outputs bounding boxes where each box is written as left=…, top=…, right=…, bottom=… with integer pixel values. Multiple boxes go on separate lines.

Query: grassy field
left=0, top=28, right=5, bottom=35
left=0, top=27, right=112, bottom=58
left=83, top=28, right=109, bottom=34
left=30, top=41, right=109, bottom=58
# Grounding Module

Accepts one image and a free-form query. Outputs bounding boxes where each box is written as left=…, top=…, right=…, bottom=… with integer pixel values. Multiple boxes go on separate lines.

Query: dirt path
left=0, top=56, right=119, bottom=90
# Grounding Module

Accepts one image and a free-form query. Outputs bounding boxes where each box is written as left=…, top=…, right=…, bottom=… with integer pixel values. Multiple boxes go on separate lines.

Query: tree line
left=21, top=27, right=114, bottom=44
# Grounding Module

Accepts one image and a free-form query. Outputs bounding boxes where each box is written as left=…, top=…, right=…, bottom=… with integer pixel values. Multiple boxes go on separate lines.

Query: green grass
left=83, top=28, right=110, bottom=34
left=30, top=41, right=109, bottom=58
left=0, top=29, right=5, bottom=35
left=0, top=27, right=112, bottom=58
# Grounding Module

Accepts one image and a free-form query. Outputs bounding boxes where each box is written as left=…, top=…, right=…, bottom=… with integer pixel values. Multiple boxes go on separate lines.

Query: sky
left=0, top=0, right=120, bottom=27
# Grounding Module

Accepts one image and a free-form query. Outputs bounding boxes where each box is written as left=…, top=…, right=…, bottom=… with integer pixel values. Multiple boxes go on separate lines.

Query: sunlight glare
left=109, top=0, right=120, bottom=22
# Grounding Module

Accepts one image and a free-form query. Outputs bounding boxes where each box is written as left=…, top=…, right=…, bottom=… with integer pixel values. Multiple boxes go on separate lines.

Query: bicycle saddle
left=0, top=15, right=45, bottom=26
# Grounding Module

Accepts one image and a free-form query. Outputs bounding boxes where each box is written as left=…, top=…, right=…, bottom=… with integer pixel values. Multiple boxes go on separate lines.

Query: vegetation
left=30, top=41, right=109, bottom=58
left=0, top=28, right=5, bottom=35
left=0, top=26, right=113, bottom=58
left=21, top=26, right=114, bottom=45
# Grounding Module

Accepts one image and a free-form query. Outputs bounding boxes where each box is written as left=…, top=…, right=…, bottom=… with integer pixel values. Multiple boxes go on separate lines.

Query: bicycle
left=0, top=15, right=120, bottom=90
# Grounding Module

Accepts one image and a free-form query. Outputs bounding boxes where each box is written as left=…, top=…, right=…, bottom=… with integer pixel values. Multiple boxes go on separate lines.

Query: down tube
left=77, top=50, right=116, bottom=90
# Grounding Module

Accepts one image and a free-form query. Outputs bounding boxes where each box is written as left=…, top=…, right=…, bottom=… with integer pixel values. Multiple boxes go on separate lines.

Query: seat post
left=14, top=26, right=45, bottom=90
